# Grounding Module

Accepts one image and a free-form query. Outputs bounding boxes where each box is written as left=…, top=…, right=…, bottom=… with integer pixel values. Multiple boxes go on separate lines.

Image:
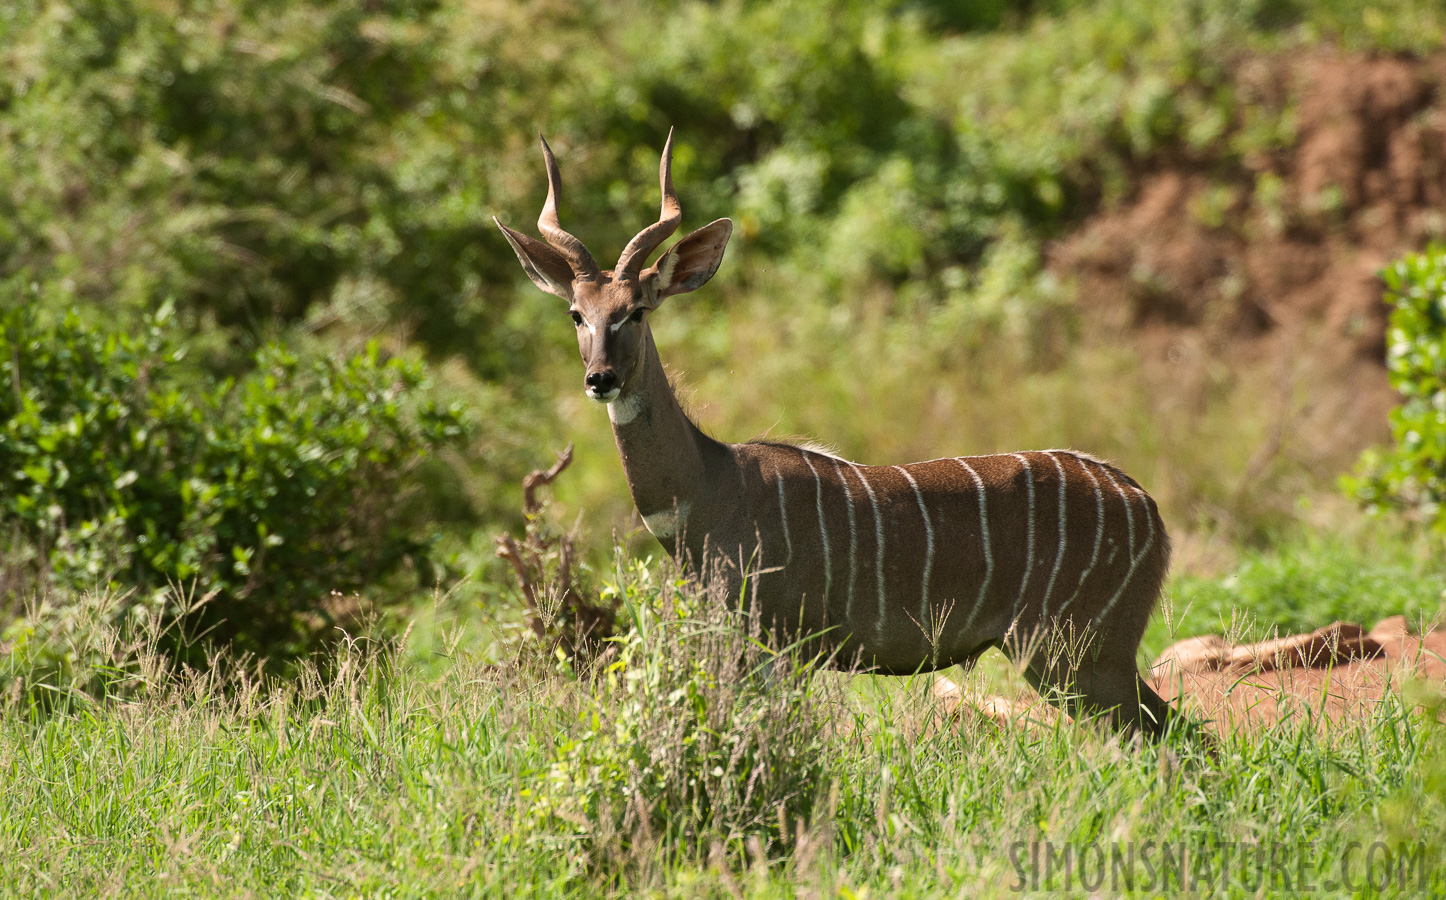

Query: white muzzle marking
left=588, top=387, right=620, bottom=403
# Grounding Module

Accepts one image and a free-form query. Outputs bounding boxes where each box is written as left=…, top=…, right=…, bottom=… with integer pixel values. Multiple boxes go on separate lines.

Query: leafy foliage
left=492, top=446, right=620, bottom=670
left=5, top=0, right=1446, bottom=663
left=7, top=0, right=1442, bottom=374
left=1, top=0, right=546, bottom=376
left=533, top=564, right=832, bottom=867
left=0, top=297, right=468, bottom=665
left=1348, top=246, right=1446, bottom=531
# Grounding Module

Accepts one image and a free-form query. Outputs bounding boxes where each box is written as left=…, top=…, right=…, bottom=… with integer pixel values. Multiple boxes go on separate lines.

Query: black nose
left=586, top=371, right=617, bottom=394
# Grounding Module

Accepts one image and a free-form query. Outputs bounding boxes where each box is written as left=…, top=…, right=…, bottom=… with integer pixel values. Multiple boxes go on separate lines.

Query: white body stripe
left=955, top=459, right=993, bottom=638
left=1054, top=456, right=1105, bottom=619
left=832, top=459, right=859, bottom=629
left=1037, top=452, right=1068, bottom=623
left=774, top=472, right=793, bottom=567
left=699, top=445, right=1159, bottom=664
left=1009, top=453, right=1036, bottom=625
left=895, top=465, right=934, bottom=640
left=800, top=452, right=832, bottom=609
left=1099, top=467, right=1136, bottom=559
left=851, top=464, right=887, bottom=641
left=1095, top=485, right=1156, bottom=627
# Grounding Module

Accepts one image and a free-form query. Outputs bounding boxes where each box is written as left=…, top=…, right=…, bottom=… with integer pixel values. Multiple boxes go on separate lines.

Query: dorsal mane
left=794, top=440, right=848, bottom=461
left=665, top=371, right=715, bottom=438
left=748, top=438, right=851, bottom=462
left=1044, top=448, right=1147, bottom=492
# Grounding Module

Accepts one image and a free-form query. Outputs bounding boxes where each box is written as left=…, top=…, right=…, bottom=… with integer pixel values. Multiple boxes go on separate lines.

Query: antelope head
left=494, top=129, right=733, bottom=402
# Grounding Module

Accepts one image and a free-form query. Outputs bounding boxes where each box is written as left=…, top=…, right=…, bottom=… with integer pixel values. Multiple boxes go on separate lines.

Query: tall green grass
left=3, top=554, right=1443, bottom=897
left=1153, top=537, right=1446, bottom=658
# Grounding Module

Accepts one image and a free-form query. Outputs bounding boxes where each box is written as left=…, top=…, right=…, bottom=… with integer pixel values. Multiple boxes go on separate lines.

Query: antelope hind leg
left=1024, top=662, right=1178, bottom=740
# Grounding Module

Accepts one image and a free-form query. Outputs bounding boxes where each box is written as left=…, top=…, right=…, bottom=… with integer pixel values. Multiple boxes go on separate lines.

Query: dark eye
left=570, top=310, right=583, bottom=326
left=628, top=308, right=645, bottom=324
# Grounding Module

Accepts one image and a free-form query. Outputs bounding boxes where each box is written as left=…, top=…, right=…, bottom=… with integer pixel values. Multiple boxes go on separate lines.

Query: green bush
left=531, top=562, right=832, bottom=867
left=1347, top=246, right=1446, bottom=532
left=6, top=0, right=1446, bottom=589
left=10, top=0, right=1439, bottom=379
left=0, top=0, right=557, bottom=377
left=0, top=297, right=469, bottom=666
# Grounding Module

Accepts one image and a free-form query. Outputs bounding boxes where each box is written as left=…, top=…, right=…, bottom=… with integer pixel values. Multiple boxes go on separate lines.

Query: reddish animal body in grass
left=495, top=131, right=1179, bottom=737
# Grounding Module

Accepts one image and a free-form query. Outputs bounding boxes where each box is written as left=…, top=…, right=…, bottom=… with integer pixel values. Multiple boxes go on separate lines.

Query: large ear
left=494, top=217, right=576, bottom=301
left=644, top=218, right=733, bottom=303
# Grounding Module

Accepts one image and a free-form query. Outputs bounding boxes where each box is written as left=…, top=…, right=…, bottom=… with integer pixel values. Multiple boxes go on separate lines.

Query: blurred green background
left=4, top=0, right=1446, bottom=666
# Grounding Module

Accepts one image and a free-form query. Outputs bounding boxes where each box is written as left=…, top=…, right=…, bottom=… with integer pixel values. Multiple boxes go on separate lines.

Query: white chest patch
left=608, top=390, right=644, bottom=425
left=642, top=501, right=690, bottom=540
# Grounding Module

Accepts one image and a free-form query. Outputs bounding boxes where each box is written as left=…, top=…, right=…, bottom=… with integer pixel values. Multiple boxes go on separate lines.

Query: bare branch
left=495, top=533, right=547, bottom=640
left=523, top=443, right=574, bottom=515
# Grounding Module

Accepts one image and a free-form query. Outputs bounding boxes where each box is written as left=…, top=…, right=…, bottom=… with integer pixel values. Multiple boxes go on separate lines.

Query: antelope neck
left=607, top=329, right=725, bottom=529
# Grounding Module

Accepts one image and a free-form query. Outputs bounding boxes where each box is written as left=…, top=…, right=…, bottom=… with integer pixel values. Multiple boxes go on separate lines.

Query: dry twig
left=494, top=444, right=619, bottom=669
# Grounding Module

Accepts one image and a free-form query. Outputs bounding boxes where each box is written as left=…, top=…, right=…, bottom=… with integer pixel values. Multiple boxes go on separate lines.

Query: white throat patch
left=607, top=390, right=644, bottom=425
left=642, top=500, right=690, bottom=540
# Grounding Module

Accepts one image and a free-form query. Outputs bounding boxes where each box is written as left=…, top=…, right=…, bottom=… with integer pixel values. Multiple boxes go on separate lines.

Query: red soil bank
left=1051, top=53, right=1446, bottom=480
left=1149, top=616, right=1446, bottom=730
